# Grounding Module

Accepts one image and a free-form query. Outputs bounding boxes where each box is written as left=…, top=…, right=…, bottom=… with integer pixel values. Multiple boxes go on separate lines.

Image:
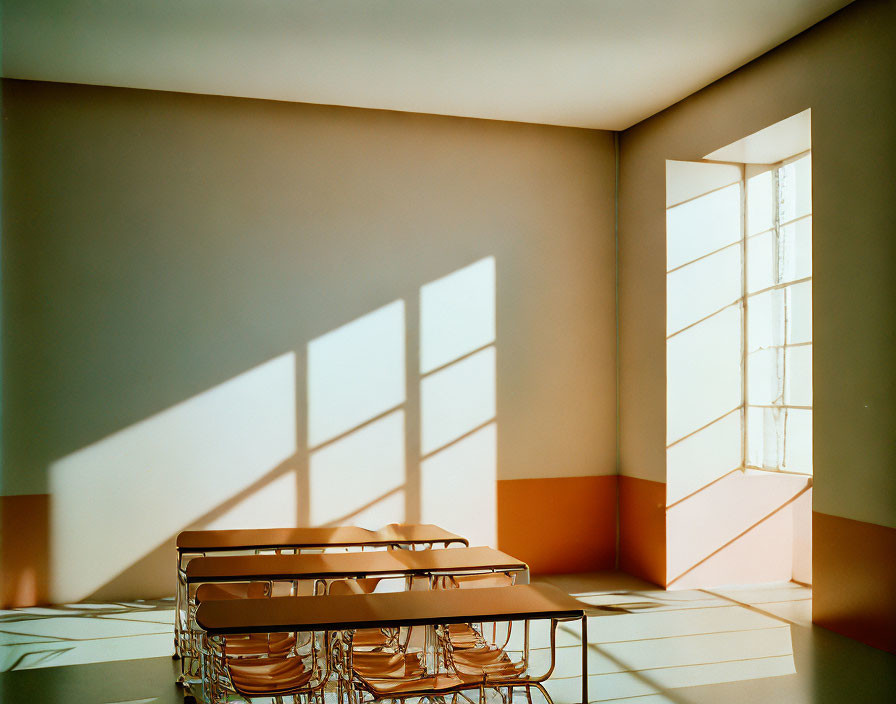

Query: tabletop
left=196, top=583, right=585, bottom=635
left=177, top=523, right=468, bottom=552
left=185, top=546, right=527, bottom=582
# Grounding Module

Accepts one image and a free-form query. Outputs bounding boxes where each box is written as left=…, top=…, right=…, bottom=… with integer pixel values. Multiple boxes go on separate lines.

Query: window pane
left=785, top=345, right=812, bottom=406
left=746, top=405, right=784, bottom=469
left=779, top=217, right=812, bottom=284
left=667, top=183, right=741, bottom=270
left=784, top=409, right=812, bottom=474
left=747, top=230, right=775, bottom=293
left=786, top=281, right=812, bottom=344
left=746, top=169, right=774, bottom=235
left=747, top=347, right=783, bottom=405
left=747, top=288, right=785, bottom=352
left=778, top=154, right=811, bottom=223
left=667, top=245, right=741, bottom=334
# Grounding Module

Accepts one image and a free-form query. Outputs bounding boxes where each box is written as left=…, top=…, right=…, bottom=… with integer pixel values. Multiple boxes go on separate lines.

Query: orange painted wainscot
left=497, top=476, right=617, bottom=574
left=618, top=475, right=666, bottom=587
left=1, top=494, right=51, bottom=608
left=813, top=511, right=896, bottom=654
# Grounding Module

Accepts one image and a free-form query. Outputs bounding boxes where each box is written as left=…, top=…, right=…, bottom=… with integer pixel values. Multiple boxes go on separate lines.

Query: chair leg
left=530, top=682, right=556, bottom=704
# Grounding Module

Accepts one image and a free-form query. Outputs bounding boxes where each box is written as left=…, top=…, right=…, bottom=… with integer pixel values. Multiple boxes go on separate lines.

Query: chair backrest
left=325, top=577, right=381, bottom=596
left=196, top=581, right=269, bottom=605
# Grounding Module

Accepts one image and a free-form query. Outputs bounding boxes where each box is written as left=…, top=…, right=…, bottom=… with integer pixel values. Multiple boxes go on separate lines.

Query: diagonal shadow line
left=0, top=600, right=173, bottom=623
left=420, top=342, right=495, bottom=379
left=4, top=646, right=75, bottom=673
left=557, top=624, right=695, bottom=704
left=666, top=238, right=742, bottom=275
left=82, top=453, right=302, bottom=599
left=320, top=486, right=405, bottom=528
left=666, top=299, right=741, bottom=340
left=307, top=404, right=405, bottom=455
left=667, top=179, right=741, bottom=210
left=666, top=407, right=740, bottom=449
left=181, top=453, right=301, bottom=530
left=700, top=589, right=802, bottom=627
left=666, top=484, right=812, bottom=587
left=0, top=629, right=78, bottom=642
left=420, top=419, right=495, bottom=462
left=665, top=467, right=742, bottom=510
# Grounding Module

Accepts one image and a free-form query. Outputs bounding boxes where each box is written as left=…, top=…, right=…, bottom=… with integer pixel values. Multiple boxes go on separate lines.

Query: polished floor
left=1, top=572, right=893, bottom=703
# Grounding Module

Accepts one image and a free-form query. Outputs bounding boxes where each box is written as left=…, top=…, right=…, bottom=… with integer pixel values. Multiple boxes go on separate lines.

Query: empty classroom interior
left=1, top=1, right=894, bottom=703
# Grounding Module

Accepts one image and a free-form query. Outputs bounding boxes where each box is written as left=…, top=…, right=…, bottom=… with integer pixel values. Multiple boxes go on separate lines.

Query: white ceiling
left=1, top=1, right=853, bottom=130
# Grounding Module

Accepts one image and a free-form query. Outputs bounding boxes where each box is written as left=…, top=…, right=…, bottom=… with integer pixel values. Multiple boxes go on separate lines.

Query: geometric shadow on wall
left=46, top=256, right=498, bottom=606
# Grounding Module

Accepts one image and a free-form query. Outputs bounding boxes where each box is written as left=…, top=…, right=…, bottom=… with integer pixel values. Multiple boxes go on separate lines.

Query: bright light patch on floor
left=0, top=600, right=173, bottom=672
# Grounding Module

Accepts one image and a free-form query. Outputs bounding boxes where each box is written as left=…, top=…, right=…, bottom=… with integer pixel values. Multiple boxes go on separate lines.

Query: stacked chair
left=204, top=628, right=329, bottom=704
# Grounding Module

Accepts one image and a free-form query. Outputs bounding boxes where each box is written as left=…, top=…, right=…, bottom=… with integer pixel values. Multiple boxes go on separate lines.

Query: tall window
left=665, top=149, right=813, bottom=504
left=745, top=153, right=812, bottom=474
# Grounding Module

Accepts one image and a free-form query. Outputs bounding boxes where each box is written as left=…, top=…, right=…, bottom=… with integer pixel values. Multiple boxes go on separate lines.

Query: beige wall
left=619, top=0, right=896, bottom=528
left=1, top=78, right=616, bottom=600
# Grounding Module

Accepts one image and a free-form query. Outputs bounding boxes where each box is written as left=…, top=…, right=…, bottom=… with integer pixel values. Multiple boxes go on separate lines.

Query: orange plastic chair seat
left=352, top=651, right=424, bottom=679
left=361, top=673, right=473, bottom=695
left=451, top=646, right=526, bottom=678
left=224, top=632, right=296, bottom=657
left=352, top=628, right=392, bottom=648
left=227, top=656, right=313, bottom=695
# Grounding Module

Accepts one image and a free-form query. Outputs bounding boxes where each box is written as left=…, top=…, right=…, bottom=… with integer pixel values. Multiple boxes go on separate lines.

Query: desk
left=174, top=524, right=468, bottom=656
left=177, top=524, right=468, bottom=554
left=197, top=584, right=588, bottom=704
left=186, top=546, right=526, bottom=585
left=179, top=547, right=526, bottom=680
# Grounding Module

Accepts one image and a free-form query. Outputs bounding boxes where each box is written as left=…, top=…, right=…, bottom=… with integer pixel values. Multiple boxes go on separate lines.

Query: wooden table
left=174, top=524, right=468, bottom=657
left=196, top=584, right=588, bottom=704
left=185, top=546, right=527, bottom=586
left=177, top=524, right=468, bottom=555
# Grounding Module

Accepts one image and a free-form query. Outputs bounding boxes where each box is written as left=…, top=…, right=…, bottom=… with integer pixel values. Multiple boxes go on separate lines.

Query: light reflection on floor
left=0, top=598, right=174, bottom=672
left=532, top=575, right=805, bottom=703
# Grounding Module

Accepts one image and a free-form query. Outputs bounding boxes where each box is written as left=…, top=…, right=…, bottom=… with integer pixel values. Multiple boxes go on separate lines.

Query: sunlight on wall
left=307, top=300, right=405, bottom=447
left=306, top=301, right=407, bottom=529
left=48, top=353, right=297, bottom=603
left=419, top=257, right=497, bottom=548
left=421, top=347, right=496, bottom=455
left=46, top=260, right=499, bottom=604
left=202, top=470, right=297, bottom=531
left=420, top=257, right=496, bottom=373
left=666, top=412, right=741, bottom=506
left=666, top=307, right=742, bottom=445
left=421, top=422, right=497, bottom=548
left=667, top=471, right=810, bottom=588
left=310, top=410, right=406, bottom=529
